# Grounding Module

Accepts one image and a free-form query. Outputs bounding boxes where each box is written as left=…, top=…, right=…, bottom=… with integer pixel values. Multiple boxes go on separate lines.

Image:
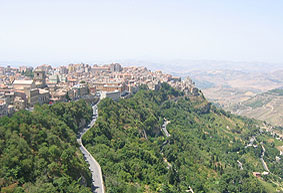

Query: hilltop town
left=0, top=63, right=197, bottom=117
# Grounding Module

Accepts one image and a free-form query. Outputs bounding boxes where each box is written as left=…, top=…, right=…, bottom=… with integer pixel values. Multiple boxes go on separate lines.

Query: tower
left=33, top=69, right=46, bottom=88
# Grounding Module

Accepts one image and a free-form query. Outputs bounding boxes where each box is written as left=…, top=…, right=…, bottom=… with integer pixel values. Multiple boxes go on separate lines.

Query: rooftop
left=13, top=80, right=34, bottom=85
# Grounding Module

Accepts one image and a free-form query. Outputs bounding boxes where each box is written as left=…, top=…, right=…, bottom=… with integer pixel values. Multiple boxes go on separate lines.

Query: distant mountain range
left=3, top=59, right=282, bottom=73
left=120, top=59, right=283, bottom=74
left=173, top=68, right=283, bottom=127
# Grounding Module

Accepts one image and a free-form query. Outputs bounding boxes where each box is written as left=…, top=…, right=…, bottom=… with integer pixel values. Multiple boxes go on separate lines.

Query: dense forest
left=83, top=83, right=282, bottom=192
left=0, top=100, right=93, bottom=193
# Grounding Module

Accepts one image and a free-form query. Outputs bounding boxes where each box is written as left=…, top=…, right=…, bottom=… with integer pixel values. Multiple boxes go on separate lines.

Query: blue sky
left=0, top=0, right=283, bottom=65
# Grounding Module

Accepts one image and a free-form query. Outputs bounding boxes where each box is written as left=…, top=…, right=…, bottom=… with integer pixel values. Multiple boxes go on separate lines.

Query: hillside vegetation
left=0, top=100, right=93, bottom=193
left=83, top=83, right=282, bottom=192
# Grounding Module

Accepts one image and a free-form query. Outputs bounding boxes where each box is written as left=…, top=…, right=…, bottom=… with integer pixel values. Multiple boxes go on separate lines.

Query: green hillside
left=83, top=83, right=282, bottom=192
left=0, top=84, right=281, bottom=193
left=0, top=100, right=93, bottom=193
left=269, top=88, right=283, bottom=96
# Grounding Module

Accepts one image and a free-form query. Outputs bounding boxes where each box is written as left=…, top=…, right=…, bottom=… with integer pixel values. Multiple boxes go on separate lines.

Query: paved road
left=77, top=104, right=105, bottom=193
left=244, top=135, right=270, bottom=173
left=237, top=160, right=243, bottom=170
left=245, top=136, right=256, bottom=148
left=260, top=144, right=270, bottom=172
left=162, top=119, right=171, bottom=137
left=161, top=119, right=194, bottom=192
left=185, top=186, right=195, bottom=193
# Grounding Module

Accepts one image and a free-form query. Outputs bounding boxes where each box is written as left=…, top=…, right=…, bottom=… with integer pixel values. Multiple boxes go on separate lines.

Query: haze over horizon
left=1, top=0, right=283, bottom=66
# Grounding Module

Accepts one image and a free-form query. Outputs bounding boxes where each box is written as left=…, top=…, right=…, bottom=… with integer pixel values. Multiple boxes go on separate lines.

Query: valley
left=177, top=69, right=283, bottom=127
left=230, top=89, right=283, bottom=127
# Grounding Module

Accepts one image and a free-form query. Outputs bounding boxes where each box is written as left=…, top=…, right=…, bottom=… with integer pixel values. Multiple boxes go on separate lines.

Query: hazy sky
left=0, top=0, right=283, bottom=65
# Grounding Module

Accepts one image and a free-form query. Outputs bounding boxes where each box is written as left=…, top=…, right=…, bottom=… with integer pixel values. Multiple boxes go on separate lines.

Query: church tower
left=33, top=69, right=46, bottom=88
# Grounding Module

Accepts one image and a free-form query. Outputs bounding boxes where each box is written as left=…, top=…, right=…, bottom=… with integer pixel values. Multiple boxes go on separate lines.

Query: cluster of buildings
left=0, top=63, right=197, bottom=117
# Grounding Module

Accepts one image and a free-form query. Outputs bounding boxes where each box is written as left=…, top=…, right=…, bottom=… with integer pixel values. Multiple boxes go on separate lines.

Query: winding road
left=260, top=143, right=270, bottom=172
left=245, top=135, right=270, bottom=173
left=237, top=160, right=243, bottom=170
left=77, top=103, right=105, bottom=193
left=161, top=119, right=194, bottom=193
left=162, top=119, right=171, bottom=137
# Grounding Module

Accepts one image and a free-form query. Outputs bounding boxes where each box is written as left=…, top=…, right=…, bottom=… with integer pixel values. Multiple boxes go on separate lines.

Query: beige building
left=13, top=79, right=49, bottom=107
left=13, top=80, right=36, bottom=90
left=50, top=90, right=67, bottom=103
left=38, top=89, right=50, bottom=105
left=14, top=96, right=26, bottom=110
left=24, top=88, right=39, bottom=106
left=93, top=82, right=126, bottom=93
left=33, top=69, right=46, bottom=88
left=110, top=63, right=122, bottom=72
left=100, top=90, right=120, bottom=101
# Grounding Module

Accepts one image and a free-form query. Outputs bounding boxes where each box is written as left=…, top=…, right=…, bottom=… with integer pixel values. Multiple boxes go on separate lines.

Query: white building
left=100, top=90, right=120, bottom=101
